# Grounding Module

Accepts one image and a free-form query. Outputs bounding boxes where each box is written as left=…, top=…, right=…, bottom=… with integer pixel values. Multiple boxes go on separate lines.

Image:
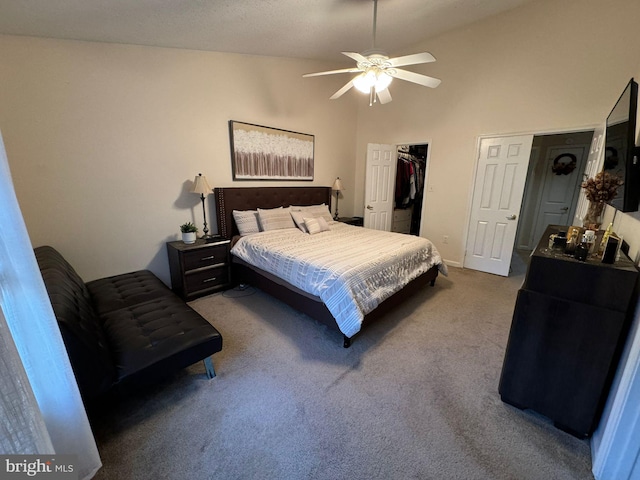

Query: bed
left=214, top=186, right=446, bottom=347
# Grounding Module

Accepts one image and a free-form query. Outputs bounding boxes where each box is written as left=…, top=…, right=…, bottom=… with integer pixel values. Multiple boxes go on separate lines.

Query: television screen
left=603, top=78, right=639, bottom=212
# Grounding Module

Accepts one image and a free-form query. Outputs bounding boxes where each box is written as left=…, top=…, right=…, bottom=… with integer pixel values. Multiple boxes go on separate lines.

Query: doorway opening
left=393, top=144, right=428, bottom=235
left=515, top=130, right=594, bottom=256
left=464, top=129, right=595, bottom=277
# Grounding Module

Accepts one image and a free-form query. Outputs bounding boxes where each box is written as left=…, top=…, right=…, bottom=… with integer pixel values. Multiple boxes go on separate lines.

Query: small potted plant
left=180, top=222, right=198, bottom=244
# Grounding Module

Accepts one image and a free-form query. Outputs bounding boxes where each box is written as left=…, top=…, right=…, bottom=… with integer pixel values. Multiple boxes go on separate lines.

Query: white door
left=464, top=135, right=534, bottom=276
left=530, top=145, right=588, bottom=245
left=364, top=143, right=396, bottom=230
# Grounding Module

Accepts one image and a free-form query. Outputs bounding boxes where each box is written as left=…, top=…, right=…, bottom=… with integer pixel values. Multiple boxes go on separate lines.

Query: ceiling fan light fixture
left=302, top=0, right=440, bottom=104
left=354, top=70, right=392, bottom=94
left=375, top=72, right=392, bottom=92
left=353, top=71, right=377, bottom=93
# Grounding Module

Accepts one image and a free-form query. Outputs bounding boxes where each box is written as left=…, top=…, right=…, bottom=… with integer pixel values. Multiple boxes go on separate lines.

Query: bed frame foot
left=204, top=356, right=216, bottom=379
left=343, top=335, right=352, bottom=348
left=430, top=279, right=436, bottom=287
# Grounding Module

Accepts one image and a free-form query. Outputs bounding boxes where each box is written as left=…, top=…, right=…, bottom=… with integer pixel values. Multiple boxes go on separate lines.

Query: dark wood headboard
left=214, top=186, right=332, bottom=238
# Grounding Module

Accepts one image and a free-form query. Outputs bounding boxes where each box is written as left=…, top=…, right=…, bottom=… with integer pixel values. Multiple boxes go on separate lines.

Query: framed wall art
left=229, top=121, right=314, bottom=181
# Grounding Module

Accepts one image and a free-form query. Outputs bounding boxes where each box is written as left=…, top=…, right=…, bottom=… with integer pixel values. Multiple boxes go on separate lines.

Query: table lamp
left=191, top=173, right=214, bottom=242
left=332, top=177, right=344, bottom=220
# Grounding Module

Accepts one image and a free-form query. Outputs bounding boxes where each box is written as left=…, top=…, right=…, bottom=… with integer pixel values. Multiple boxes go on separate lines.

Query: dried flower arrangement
left=581, top=171, right=624, bottom=203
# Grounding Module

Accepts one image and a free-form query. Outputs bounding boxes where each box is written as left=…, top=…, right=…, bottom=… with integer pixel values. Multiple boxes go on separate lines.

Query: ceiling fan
left=303, top=0, right=441, bottom=106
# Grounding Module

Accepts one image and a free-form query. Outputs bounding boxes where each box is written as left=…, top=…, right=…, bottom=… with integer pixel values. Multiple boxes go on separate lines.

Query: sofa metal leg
left=204, top=357, right=216, bottom=379
left=343, top=335, right=352, bottom=348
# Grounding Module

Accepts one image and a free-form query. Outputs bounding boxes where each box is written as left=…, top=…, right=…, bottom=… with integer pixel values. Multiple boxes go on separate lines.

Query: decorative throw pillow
left=304, top=216, right=330, bottom=235
left=291, top=203, right=334, bottom=224
left=258, top=207, right=296, bottom=231
left=289, top=210, right=308, bottom=233
left=233, top=210, right=260, bottom=236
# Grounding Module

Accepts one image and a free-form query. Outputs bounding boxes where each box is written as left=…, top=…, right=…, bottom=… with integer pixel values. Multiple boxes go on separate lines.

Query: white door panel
left=465, top=135, right=534, bottom=276
left=364, top=143, right=396, bottom=230
left=530, top=146, right=587, bottom=245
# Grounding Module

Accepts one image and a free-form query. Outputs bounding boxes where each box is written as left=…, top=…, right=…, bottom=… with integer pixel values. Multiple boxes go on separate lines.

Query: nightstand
left=166, top=237, right=231, bottom=301
left=337, top=216, right=364, bottom=226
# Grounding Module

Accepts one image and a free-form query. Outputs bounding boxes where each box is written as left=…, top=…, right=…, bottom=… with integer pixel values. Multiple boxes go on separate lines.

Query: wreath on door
left=551, top=153, right=577, bottom=175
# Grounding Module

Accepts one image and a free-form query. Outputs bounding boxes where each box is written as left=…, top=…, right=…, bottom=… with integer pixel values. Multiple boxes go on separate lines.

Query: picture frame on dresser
left=229, top=120, right=314, bottom=181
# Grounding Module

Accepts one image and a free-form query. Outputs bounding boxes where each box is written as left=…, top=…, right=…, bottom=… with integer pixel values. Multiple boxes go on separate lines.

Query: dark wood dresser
left=167, top=237, right=231, bottom=301
left=499, top=225, right=639, bottom=437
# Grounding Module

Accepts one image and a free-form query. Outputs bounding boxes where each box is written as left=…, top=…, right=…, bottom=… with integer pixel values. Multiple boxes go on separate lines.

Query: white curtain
left=0, top=130, right=101, bottom=479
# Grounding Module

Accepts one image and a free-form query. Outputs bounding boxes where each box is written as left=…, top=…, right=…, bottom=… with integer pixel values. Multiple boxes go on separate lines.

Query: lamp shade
left=191, top=173, right=212, bottom=196
left=332, top=177, right=344, bottom=192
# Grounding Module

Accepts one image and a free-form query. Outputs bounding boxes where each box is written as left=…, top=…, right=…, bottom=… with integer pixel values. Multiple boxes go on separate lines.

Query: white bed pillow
left=291, top=203, right=333, bottom=224
left=304, top=216, right=330, bottom=235
left=289, top=210, right=309, bottom=233
left=258, top=207, right=296, bottom=231
left=233, top=210, right=260, bottom=236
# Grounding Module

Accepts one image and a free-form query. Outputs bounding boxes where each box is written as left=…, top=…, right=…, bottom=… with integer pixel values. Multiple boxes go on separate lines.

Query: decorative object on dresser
left=332, top=177, right=344, bottom=220
left=581, top=170, right=623, bottom=229
left=191, top=173, right=215, bottom=242
left=499, top=224, right=639, bottom=438
left=229, top=121, right=314, bottom=181
left=167, top=237, right=231, bottom=301
left=179, top=221, right=198, bottom=244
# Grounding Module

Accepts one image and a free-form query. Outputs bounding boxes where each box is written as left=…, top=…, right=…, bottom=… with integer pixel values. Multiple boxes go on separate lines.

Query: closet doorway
left=393, top=144, right=429, bottom=236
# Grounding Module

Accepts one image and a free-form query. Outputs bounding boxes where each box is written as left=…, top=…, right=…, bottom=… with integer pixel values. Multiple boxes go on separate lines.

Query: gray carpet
left=90, top=262, right=593, bottom=480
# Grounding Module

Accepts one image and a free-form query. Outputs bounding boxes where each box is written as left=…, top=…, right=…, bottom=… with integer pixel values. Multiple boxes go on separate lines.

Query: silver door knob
left=506, top=214, right=517, bottom=220
left=366, top=205, right=373, bottom=210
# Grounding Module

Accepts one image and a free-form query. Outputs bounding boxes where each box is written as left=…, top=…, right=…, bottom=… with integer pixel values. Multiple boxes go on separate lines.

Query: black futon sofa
left=35, top=246, right=222, bottom=401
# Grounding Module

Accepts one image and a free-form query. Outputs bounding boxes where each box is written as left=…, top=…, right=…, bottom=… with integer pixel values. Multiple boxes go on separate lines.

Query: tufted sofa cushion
left=88, top=274, right=222, bottom=384
left=87, top=270, right=171, bottom=316
left=35, top=245, right=222, bottom=400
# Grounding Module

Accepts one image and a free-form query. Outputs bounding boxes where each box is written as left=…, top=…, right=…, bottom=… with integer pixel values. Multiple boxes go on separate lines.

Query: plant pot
left=182, top=232, right=196, bottom=244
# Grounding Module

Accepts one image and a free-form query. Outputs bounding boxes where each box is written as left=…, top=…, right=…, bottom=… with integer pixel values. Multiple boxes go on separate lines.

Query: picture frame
left=229, top=121, right=314, bottom=181
left=602, top=233, right=621, bottom=264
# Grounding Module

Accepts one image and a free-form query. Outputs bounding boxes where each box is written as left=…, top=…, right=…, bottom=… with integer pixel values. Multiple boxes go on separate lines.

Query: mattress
left=230, top=222, right=447, bottom=337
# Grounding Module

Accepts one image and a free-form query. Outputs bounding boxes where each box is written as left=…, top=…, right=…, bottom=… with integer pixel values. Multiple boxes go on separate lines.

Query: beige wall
left=354, top=0, right=640, bottom=266
left=4, top=0, right=639, bottom=278
left=0, top=36, right=358, bottom=283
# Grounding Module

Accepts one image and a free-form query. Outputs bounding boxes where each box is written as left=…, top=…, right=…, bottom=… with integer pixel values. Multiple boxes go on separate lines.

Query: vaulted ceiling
left=0, top=0, right=534, bottom=62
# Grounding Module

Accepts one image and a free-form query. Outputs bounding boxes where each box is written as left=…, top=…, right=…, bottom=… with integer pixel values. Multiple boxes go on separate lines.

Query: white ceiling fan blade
left=387, top=52, right=436, bottom=67
left=342, top=51, right=369, bottom=64
left=303, top=68, right=361, bottom=78
left=330, top=79, right=355, bottom=100
left=387, top=68, right=441, bottom=88
left=376, top=88, right=392, bottom=104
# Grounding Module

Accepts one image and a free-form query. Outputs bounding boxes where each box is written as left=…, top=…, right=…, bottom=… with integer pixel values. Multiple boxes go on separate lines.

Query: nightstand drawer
left=167, top=238, right=231, bottom=301
left=183, top=245, right=228, bottom=270
left=185, top=266, right=228, bottom=292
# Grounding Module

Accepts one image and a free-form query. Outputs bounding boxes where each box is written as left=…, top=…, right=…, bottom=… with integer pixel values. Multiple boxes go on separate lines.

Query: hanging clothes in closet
left=395, top=149, right=425, bottom=209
